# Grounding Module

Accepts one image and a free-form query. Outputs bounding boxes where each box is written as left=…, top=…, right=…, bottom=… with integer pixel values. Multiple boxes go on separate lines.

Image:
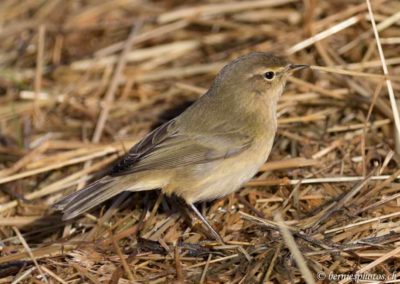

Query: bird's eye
left=263, top=71, right=275, bottom=80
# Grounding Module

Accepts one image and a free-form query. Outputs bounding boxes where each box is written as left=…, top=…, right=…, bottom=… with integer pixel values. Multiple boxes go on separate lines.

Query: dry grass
left=1, top=0, right=400, bottom=283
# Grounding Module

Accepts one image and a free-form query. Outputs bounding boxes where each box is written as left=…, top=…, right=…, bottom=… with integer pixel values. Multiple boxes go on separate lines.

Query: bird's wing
left=108, top=119, right=253, bottom=176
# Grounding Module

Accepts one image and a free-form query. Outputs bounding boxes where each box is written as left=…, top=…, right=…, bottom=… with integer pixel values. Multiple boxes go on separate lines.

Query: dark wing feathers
left=109, top=119, right=177, bottom=175
left=109, top=119, right=253, bottom=176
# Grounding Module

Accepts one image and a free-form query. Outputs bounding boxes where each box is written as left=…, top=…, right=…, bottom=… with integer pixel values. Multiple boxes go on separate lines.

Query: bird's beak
left=287, top=64, right=309, bottom=73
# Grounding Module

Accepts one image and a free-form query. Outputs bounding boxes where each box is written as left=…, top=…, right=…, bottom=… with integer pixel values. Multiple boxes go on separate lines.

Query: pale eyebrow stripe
left=247, top=67, right=285, bottom=79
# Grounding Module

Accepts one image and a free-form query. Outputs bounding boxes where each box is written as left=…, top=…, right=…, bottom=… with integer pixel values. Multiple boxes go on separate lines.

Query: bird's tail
left=53, top=176, right=143, bottom=220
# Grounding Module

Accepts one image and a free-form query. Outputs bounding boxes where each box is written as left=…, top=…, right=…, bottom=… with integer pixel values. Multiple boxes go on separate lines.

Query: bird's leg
left=189, top=203, right=224, bottom=244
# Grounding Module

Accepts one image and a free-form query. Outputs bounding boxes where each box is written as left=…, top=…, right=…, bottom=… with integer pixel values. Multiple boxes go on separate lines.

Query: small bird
left=54, top=52, right=307, bottom=241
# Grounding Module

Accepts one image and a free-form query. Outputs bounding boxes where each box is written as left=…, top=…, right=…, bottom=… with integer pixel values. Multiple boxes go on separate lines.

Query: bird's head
left=213, top=52, right=308, bottom=102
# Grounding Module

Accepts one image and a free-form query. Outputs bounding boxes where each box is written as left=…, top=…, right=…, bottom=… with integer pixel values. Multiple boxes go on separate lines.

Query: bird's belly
left=166, top=139, right=273, bottom=203
left=193, top=161, right=261, bottom=202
